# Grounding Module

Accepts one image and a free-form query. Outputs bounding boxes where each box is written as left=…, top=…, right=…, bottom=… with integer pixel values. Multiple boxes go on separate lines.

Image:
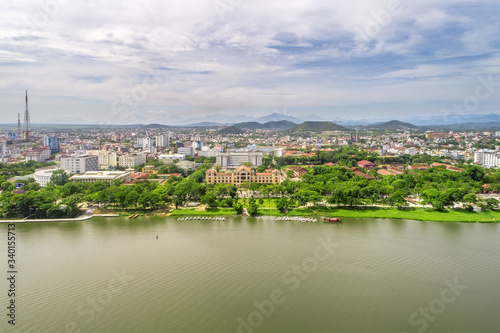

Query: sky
left=1, top=0, right=500, bottom=125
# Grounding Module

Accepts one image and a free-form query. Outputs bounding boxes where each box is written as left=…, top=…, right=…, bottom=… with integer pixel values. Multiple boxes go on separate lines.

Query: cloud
left=0, top=0, right=499, bottom=123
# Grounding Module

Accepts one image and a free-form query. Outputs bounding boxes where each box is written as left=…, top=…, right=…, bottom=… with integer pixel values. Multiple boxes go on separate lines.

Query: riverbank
left=166, top=206, right=500, bottom=223
left=3, top=207, right=499, bottom=223
left=0, top=215, right=93, bottom=223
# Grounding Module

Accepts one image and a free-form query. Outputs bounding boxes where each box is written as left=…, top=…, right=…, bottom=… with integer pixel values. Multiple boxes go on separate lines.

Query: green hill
left=289, top=121, right=348, bottom=132
left=218, top=126, right=245, bottom=135
left=367, top=120, right=418, bottom=130
left=233, top=120, right=296, bottom=130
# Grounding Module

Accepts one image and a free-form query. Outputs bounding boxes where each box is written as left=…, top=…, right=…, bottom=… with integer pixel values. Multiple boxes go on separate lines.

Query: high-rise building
left=43, top=136, right=59, bottom=153
left=86, top=150, right=118, bottom=169
left=178, top=147, right=194, bottom=156
left=216, top=152, right=263, bottom=169
left=155, top=135, right=169, bottom=148
left=137, top=137, right=152, bottom=149
left=119, top=154, right=147, bottom=168
left=60, top=155, right=99, bottom=175
left=474, top=149, right=500, bottom=168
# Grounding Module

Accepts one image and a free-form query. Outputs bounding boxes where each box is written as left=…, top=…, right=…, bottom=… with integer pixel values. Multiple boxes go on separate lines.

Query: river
left=1, top=216, right=499, bottom=332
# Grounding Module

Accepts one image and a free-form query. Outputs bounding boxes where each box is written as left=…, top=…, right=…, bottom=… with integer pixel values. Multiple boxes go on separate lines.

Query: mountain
left=424, top=122, right=500, bottom=131
left=401, top=113, right=500, bottom=126
left=289, top=121, right=348, bottom=132
left=364, top=120, right=418, bottom=130
left=143, top=123, right=169, bottom=129
left=233, top=120, right=296, bottom=130
left=174, top=112, right=326, bottom=126
left=218, top=126, right=245, bottom=135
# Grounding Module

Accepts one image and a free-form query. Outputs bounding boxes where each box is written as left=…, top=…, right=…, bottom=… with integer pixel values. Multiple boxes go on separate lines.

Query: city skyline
left=1, top=1, right=499, bottom=125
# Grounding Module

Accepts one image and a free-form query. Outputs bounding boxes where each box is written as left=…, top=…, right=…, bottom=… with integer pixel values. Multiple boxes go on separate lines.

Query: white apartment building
left=274, top=148, right=285, bottom=157
left=159, top=154, right=185, bottom=162
left=0, top=139, right=7, bottom=160
left=137, top=137, right=152, bottom=149
left=86, top=150, right=118, bottom=169
left=155, top=135, right=169, bottom=148
left=178, top=147, right=194, bottom=156
left=474, top=149, right=500, bottom=168
left=25, top=147, right=52, bottom=163
left=119, top=154, right=147, bottom=168
left=405, top=147, right=417, bottom=156
left=70, top=171, right=131, bottom=184
left=216, top=152, right=263, bottom=169
left=60, top=155, right=99, bottom=175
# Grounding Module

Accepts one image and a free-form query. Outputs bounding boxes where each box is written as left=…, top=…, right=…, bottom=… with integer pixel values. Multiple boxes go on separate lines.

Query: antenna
left=23, top=90, right=31, bottom=141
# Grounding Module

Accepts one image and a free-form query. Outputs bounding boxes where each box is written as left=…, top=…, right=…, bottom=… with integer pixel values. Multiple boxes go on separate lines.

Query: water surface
left=1, top=216, right=499, bottom=332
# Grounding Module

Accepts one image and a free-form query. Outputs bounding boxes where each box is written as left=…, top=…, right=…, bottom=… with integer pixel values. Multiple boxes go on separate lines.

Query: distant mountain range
left=184, top=112, right=324, bottom=126
left=233, top=120, right=296, bottom=130
left=218, top=126, right=245, bottom=135
left=288, top=121, right=348, bottom=132
left=178, top=112, right=500, bottom=130
left=362, top=120, right=419, bottom=130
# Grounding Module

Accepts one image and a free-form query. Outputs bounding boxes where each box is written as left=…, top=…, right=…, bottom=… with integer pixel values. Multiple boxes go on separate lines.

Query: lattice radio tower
left=23, top=90, right=31, bottom=141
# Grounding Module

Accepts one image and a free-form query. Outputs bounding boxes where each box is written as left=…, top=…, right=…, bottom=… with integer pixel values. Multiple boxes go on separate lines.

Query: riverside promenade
left=0, top=207, right=119, bottom=223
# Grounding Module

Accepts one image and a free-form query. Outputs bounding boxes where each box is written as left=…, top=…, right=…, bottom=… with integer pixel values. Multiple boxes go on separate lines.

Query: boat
left=323, top=217, right=342, bottom=223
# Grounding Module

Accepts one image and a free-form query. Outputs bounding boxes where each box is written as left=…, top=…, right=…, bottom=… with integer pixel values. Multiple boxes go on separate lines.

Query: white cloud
left=0, top=0, right=498, bottom=123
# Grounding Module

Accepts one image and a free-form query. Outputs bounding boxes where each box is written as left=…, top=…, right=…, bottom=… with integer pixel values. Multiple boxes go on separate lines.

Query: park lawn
left=256, top=207, right=500, bottom=222
left=169, top=208, right=237, bottom=216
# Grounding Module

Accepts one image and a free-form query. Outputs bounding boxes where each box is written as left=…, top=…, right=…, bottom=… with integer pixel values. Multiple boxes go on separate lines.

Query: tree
left=234, top=202, right=244, bottom=215
left=50, top=169, right=70, bottom=186
left=485, top=198, right=499, bottom=210
left=275, top=197, right=289, bottom=213
left=201, top=192, right=218, bottom=208
left=463, top=193, right=478, bottom=204
left=247, top=200, right=259, bottom=216
left=462, top=165, right=485, bottom=182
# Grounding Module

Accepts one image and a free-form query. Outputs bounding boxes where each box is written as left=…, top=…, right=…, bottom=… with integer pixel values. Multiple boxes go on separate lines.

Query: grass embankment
left=260, top=206, right=500, bottom=222
left=95, top=206, right=500, bottom=223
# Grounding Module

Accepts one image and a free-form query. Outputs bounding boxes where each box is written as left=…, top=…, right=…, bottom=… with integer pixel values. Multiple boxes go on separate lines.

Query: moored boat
left=323, top=217, right=342, bottom=222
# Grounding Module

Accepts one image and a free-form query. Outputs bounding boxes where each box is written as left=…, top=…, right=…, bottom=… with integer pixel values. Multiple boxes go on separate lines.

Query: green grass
left=328, top=207, right=500, bottom=222
left=99, top=205, right=500, bottom=222
left=255, top=206, right=500, bottom=222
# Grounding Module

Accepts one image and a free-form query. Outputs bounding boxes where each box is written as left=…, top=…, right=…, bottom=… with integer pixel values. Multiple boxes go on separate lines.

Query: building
left=425, top=132, right=447, bottom=140
left=274, top=148, right=285, bottom=157
left=155, top=135, right=169, bottom=148
left=159, top=154, right=185, bottom=162
left=34, top=168, right=62, bottom=187
left=119, top=154, right=147, bottom=168
left=405, top=147, right=417, bottom=156
left=206, top=165, right=281, bottom=186
left=43, top=136, right=59, bottom=152
left=287, top=166, right=308, bottom=178
left=197, top=148, right=221, bottom=158
left=87, top=150, right=118, bottom=169
left=137, top=137, right=152, bottom=149
left=176, top=160, right=196, bottom=171
left=0, top=138, right=7, bottom=161
left=142, top=165, right=158, bottom=174
left=357, top=160, right=377, bottom=170
left=216, top=152, right=263, bottom=169
left=60, top=155, right=99, bottom=175
left=474, top=150, right=500, bottom=168
left=178, top=147, right=194, bottom=156
left=25, top=147, right=52, bottom=162
left=70, top=171, right=131, bottom=184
